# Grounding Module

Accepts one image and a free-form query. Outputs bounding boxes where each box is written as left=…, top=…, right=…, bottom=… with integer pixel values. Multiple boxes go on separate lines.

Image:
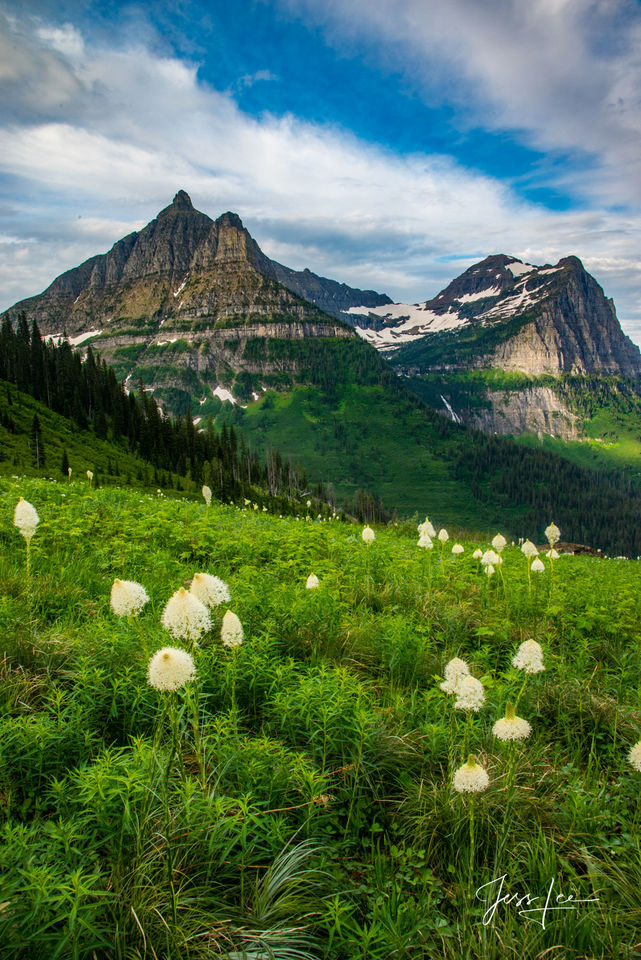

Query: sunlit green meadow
left=1, top=477, right=640, bottom=959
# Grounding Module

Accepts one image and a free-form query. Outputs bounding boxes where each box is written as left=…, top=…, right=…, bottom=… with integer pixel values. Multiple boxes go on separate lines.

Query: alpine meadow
left=2, top=1, right=641, bottom=958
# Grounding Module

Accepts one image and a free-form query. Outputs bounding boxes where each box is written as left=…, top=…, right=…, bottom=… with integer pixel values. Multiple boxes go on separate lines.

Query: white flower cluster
left=14, top=498, right=40, bottom=542
left=221, top=610, right=244, bottom=649
left=521, top=540, right=538, bottom=559
left=628, top=741, right=641, bottom=772
left=110, top=579, right=150, bottom=617
left=545, top=523, right=561, bottom=546
left=161, top=587, right=211, bottom=641
left=418, top=517, right=436, bottom=538
left=491, top=533, right=507, bottom=553
left=454, top=675, right=485, bottom=712
left=453, top=755, right=490, bottom=794
left=438, top=528, right=449, bottom=544
left=147, top=646, right=195, bottom=691
left=512, top=639, right=545, bottom=674
left=439, top=657, right=470, bottom=694
left=306, top=573, right=319, bottom=589
left=493, top=702, right=532, bottom=742
left=190, top=573, right=231, bottom=608
left=452, top=544, right=464, bottom=556
left=202, top=485, right=212, bottom=506
left=362, top=526, right=375, bottom=544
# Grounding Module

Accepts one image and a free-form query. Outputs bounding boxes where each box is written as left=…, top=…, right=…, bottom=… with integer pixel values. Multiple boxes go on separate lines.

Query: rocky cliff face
left=443, top=386, right=582, bottom=440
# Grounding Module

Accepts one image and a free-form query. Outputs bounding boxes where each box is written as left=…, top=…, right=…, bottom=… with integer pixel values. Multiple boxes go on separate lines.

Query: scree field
left=1, top=477, right=640, bottom=959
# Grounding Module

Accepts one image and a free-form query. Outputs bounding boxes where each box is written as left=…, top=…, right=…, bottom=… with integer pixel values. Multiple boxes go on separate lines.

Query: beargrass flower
left=439, top=657, right=470, bottom=694
left=493, top=701, right=532, bottom=741
left=306, top=573, right=319, bottom=589
left=628, top=740, right=641, bottom=772
left=418, top=517, right=436, bottom=538
left=453, top=754, right=490, bottom=794
left=14, top=498, right=40, bottom=542
left=547, top=548, right=560, bottom=560
left=452, top=544, right=464, bottom=555
left=161, top=587, right=211, bottom=641
left=110, top=579, right=149, bottom=617
left=491, top=533, right=507, bottom=553
left=472, top=548, right=483, bottom=560
left=418, top=531, right=433, bottom=549
left=485, top=564, right=495, bottom=577
left=454, top=675, right=485, bottom=712
left=481, top=549, right=500, bottom=566
left=512, top=639, right=545, bottom=674
left=86, top=470, right=93, bottom=481
left=221, top=610, right=244, bottom=649
left=362, top=526, right=375, bottom=544
left=531, top=557, right=545, bottom=573
left=147, top=646, right=195, bottom=691
left=67, top=467, right=72, bottom=478
left=545, top=523, right=561, bottom=546
left=521, top=540, right=538, bottom=558
left=190, top=573, right=230, bottom=608
left=438, top=528, right=449, bottom=544
left=202, top=485, right=212, bottom=506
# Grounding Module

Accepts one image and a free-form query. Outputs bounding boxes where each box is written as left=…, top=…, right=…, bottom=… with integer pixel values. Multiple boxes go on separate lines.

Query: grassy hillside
left=1, top=478, right=640, bottom=959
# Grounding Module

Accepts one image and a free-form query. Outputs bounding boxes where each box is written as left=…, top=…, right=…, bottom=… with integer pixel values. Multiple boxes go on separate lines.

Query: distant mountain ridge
left=349, top=253, right=641, bottom=379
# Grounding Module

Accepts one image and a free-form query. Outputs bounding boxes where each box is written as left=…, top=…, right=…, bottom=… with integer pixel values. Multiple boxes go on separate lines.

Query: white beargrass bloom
left=452, top=543, right=464, bottom=555
left=628, top=740, right=641, bottom=772
left=438, top=528, right=449, bottom=543
left=439, top=657, right=470, bottom=694
left=110, top=579, right=149, bottom=617
left=485, top=564, right=495, bottom=577
left=491, top=533, right=507, bottom=553
left=545, top=522, right=561, bottom=545
left=14, top=498, right=40, bottom=541
left=512, top=639, right=545, bottom=674
left=418, top=517, right=436, bottom=538
left=453, top=754, right=490, bottom=794
left=306, top=573, right=319, bottom=589
left=161, top=587, right=211, bottom=641
left=472, top=548, right=483, bottom=560
left=521, top=540, right=538, bottom=558
left=190, top=573, right=231, bottom=608
left=221, top=609, right=244, bottom=649
left=418, top=532, right=434, bottom=549
left=362, top=525, right=375, bottom=544
left=147, top=646, right=195, bottom=691
left=531, top=557, right=545, bottom=573
left=202, top=485, right=212, bottom=506
left=306, top=500, right=311, bottom=507
left=67, top=467, right=72, bottom=478
left=493, top=702, right=532, bottom=741
left=86, top=470, right=93, bottom=481
left=454, top=675, right=485, bottom=712
left=547, top=548, right=560, bottom=560
left=481, top=549, right=499, bottom=566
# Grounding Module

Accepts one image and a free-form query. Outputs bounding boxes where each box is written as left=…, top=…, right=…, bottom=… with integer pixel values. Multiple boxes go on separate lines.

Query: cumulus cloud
left=0, top=9, right=639, bottom=341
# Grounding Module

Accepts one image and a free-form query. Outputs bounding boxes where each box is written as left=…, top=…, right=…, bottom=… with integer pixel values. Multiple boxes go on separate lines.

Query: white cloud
left=0, top=10, right=639, bottom=343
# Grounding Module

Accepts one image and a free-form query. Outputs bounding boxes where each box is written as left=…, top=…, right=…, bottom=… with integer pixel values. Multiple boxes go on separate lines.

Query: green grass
left=1, top=478, right=640, bottom=958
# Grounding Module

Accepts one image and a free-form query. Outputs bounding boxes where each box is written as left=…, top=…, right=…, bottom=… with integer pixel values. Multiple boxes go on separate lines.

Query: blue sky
left=1, top=0, right=640, bottom=339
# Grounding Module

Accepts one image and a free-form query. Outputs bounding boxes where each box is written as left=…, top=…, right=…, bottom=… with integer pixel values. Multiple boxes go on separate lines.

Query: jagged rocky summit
left=349, top=253, right=641, bottom=379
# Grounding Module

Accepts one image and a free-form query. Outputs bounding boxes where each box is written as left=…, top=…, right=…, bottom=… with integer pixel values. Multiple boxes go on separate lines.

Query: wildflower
left=86, top=470, right=93, bottom=481
left=531, top=557, right=545, bottom=573
left=481, top=549, right=499, bottom=566
left=110, top=579, right=149, bottom=617
left=221, top=609, right=244, bottom=649
left=493, top=701, right=532, bottom=741
left=161, top=587, right=211, bottom=641
left=521, top=540, right=538, bottom=558
left=547, top=548, right=560, bottom=560
left=628, top=740, right=641, bottom=772
left=454, top=675, right=485, bottom=712
left=362, top=525, right=375, bottom=544
left=147, top=646, right=195, bottom=691
left=418, top=531, right=433, bottom=549
left=244, top=498, right=250, bottom=506
left=512, top=639, right=545, bottom=674
left=453, top=754, right=490, bottom=794
left=438, top=528, right=449, bottom=544
left=306, top=500, right=311, bottom=508
left=190, top=573, right=231, bottom=608
left=262, top=506, right=268, bottom=512
left=253, top=503, right=258, bottom=511
left=14, top=498, right=40, bottom=541
left=491, top=533, right=507, bottom=553
left=472, top=548, right=483, bottom=560
left=485, top=564, right=495, bottom=577
left=418, top=517, right=436, bottom=538
left=545, top=522, right=561, bottom=545
left=439, top=657, right=470, bottom=694
left=452, top=544, right=464, bottom=556
left=202, top=485, right=212, bottom=506
left=67, top=467, right=72, bottom=478
left=306, top=573, right=319, bottom=589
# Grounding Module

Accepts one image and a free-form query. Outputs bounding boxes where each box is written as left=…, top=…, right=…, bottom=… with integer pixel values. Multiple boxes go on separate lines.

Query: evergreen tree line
left=0, top=314, right=391, bottom=520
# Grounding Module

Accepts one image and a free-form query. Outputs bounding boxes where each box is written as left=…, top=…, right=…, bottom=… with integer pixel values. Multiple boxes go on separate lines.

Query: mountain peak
left=216, top=211, right=244, bottom=230
left=171, top=190, right=194, bottom=210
